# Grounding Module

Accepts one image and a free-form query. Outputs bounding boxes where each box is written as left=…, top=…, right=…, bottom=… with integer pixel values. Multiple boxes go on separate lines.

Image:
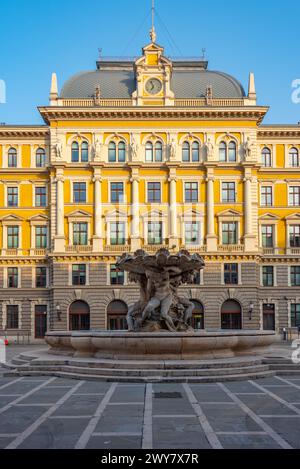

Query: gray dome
left=60, top=68, right=245, bottom=100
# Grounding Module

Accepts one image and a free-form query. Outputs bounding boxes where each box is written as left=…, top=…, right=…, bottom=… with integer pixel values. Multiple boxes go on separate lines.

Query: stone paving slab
left=0, top=369, right=300, bottom=449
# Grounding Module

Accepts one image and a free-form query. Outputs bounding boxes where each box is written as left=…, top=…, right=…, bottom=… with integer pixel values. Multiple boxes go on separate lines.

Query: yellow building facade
left=1, top=35, right=300, bottom=339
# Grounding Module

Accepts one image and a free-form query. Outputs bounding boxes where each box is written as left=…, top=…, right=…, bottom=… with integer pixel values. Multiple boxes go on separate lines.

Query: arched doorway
left=221, top=300, right=242, bottom=330
left=107, top=300, right=128, bottom=330
left=69, top=300, right=90, bottom=331
left=191, top=300, right=204, bottom=330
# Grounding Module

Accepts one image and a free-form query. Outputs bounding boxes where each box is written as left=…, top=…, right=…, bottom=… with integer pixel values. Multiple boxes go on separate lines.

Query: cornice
left=0, top=126, right=50, bottom=139
left=38, top=106, right=269, bottom=125
left=258, top=126, right=300, bottom=138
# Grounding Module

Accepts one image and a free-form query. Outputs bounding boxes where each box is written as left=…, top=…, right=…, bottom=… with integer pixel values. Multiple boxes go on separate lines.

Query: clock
left=145, top=78, right=163, bottom=95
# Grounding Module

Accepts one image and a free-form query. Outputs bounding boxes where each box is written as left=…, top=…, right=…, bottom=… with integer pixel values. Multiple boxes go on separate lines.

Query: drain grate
left=154, top=392, right=183, bottom=399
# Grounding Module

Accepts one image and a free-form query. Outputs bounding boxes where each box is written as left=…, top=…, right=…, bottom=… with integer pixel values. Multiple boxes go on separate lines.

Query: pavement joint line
left=249, top=380, right=300, bottom=416
left=0, top=394, right=22, bottom=397
left=74, top=393, right=106, bottom=396
left=92, top=432, right=142, bottom=437
left=0, top=434, right=20, bottom=438
left=49, top=415, right=94, bottom=419
left=183, top=383, right=223, bottom=450
left=0, top=377, right=56, bottom=415
left=75, top=382, right=118, bottom=449
left=258, top=415, right=300, bottom=418
left=142, top=383, right=153, bottom=450
left=6, top=380, right=85, bottom=449
left=45, top=386, right=74, bottom=389
left=235, top=393, right=266, bottom=396
left=153, top=414, right=197, bottom=418
left=201, top=402, right=236, bottom=405
left=219, top=383, right=293, bottom=449
left=108, top=402, right=144, bottom=406
left=276, top=376, right=300, bottom=390
left=216, top=432, right=267, bottom=435
left=0, top=377, right=23, bottom=391
left=14, top=403, right=54, bottom=407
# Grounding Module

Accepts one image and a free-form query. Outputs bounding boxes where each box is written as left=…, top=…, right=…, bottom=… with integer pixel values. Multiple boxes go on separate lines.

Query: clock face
left=145, top=78, right=163, bottom=95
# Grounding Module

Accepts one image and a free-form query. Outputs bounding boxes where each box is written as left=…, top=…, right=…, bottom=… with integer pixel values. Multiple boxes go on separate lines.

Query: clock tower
left=132, top=29, right=175, bottom=106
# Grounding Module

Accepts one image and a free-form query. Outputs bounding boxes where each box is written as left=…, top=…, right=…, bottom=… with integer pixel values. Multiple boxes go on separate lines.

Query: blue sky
left=0, top=0, right=299, bottom=125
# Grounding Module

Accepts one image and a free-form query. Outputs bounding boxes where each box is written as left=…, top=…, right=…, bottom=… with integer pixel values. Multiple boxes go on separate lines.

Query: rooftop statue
left=116, top=248, right=205, bottom=332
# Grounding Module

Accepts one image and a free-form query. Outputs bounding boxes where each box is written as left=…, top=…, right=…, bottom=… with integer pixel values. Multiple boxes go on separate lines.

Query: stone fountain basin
left=45, top=330, right=279, bottom=360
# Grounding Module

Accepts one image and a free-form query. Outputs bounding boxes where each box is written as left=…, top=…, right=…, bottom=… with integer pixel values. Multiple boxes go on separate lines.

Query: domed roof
left=60, top=63, right=246, bottom=100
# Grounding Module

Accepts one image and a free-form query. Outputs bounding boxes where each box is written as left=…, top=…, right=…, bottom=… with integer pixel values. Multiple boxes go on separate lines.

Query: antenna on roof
left=201, top=48, right=206, bottom=59
left=98, top=48, right=103, bottom=60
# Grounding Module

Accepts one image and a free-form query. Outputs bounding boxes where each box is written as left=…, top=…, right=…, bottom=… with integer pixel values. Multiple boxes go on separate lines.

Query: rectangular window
left=148, top=222, right=163, bottom=245
left=35, top=187, right=47, bottom=207
left=224, top=264, right=238, bottom=285
left=291, top=304, right=300, bottom=327
left=6, top=305, right=19, bottom=329
left=7, top=226, right=19, bottom=249
left=72, top=264, right=86, bottom=286
left=110, top=182, right=124, bottom=203
left=261, top=186, right=273, bottom=207
left=262, top=266, right=274, bottom=287
left=289, top=225, right=300, bottom=247
left=73, top=182, right=86, bottom=203
left=289, top=187, right=300, bottom=206
left=185, top=222, right=200, bottom=245
left=261, top=225, right=274, bottom=248
left=36, top=267, right=47, bottom=288
left=7, top=267, right=18, bottom=288
left=222, top=222, right=237, bottom=245
left=222, top=182, right=236, bottom=203
left=35, top=226, right=47, bottom=248
left=8, top=151, right=17, bottom=168
left=185, top=182, right=198, bottom=203
left=7, top=187, right=18, bottom=207
left=147, top=182, right=161, bottom=203
left=73, top=222, right=88, bottom=245
left=110, top=264, right=124, bottom=285
left=291, top=266, right=300, bottom=287
left=110, top=222, right=125, bottom=245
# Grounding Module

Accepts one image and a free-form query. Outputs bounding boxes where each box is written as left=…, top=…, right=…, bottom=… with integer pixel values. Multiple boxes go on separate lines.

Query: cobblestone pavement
left=0, top=372, right=300, bottom=449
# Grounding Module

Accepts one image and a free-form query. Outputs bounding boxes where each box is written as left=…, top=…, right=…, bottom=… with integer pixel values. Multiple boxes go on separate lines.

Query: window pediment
left=105, top=209, right=127, bottom=221
left=66, top=210, right=92, bottom=220
left=259, top=213, right=280, bottom=221
left=217, top=209, right=242, bottom=219
left=141, top=209, right=167, bottom=220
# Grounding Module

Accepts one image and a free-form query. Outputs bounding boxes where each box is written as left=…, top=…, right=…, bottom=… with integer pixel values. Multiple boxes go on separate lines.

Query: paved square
left=1, top=367, right=300, bottom=449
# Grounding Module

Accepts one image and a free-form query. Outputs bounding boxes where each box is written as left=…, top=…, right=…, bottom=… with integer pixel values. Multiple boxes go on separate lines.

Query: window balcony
left=142, top=244, right=169, bottom=253
left=66, top=245, right=92, bottom=253
left=30, top=248, right=48, bottom=257
left=105, top=244, right=130, bottom=253
left=217, top=244, right=245, bottom=253
left=182, top=245, right=207, bottom=253
left=286, top=247, right=300, bottom=255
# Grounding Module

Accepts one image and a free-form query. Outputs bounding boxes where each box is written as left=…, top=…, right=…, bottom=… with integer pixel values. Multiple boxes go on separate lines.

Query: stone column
left=92, top=167, right=103, bottom=252
left=130, top=169, right=141, bottom=251
left=53, top=167, right=65, bottom=252
left=243, top=169, right=256, bottom=252
left=206, top=169, right=217, bottom=251
left=168, top=170, right=178, bottom=248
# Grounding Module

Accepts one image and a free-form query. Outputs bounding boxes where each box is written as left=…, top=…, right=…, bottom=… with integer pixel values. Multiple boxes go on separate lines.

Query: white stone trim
left=4, top=183, right=20, bottom=208
left=70, top=180, right=88, bottom=204
left=3, top=265, right=21, bottom=288
left=220, top=262, right=242, bottom=286
left=109, top=180, right=127, bottom=204
left=145, top=180, right=162, bottom=204
left=32, top=265, right=49, bottom=288
left=1, top=300, right=23, bottom=330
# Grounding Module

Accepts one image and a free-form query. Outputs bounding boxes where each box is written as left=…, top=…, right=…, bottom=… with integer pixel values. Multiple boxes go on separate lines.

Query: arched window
left=192, top=141, right=200, bottom=162
left=221, top=300, right=242, bottom=330
left=191, top=300, right=204, bottom=330
left=289, top=147, right=299, bottom=167
left=108, top=142, right=117, bottom=162
left=262, top=147, right=272, bottom=167
left=219, top=142, right=227, bottom=162
left=81, top=141, right=89, bottom=162
left=107, top=300, right=128, bottom=330
left=145, top=141, right=153, bottom=162
left=8, top=147, right=17, bottom=168
left=155, top=141, right=163, bottom=162
left=71, top=142, right=79, bottom=163
left=36, top=148, right=46, bottom=167
left=182, top=141, right=190, bottom=162
left=69, top=300, right=90, bottom=331
left=228, top=141, right=237, bottom=162
left=118, top=141, right=126, bottom=162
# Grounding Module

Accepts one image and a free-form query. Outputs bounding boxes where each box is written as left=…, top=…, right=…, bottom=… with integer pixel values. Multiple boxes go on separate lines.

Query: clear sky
left=0, top=0, right=299, bottom=125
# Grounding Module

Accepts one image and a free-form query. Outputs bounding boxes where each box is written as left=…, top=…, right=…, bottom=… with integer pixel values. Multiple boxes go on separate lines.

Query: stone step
left=11, top=358, right=31, bottom=365
left=17, top=355, right=264, bottom=370
left=2, top=369, right=276, bottom=384
left=8, top=363, right=271, bottom=378
left=268, top=364, right=300, bottom=370
left=274, top=370, right=300, bottom=376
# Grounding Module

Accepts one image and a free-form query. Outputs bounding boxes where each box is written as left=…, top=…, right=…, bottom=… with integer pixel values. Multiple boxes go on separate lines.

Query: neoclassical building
left=1, top=32, right=300, bottom=340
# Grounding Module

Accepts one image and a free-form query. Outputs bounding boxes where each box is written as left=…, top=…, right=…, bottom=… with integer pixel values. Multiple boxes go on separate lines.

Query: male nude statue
left=140, top=267, right=179, bottom=332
